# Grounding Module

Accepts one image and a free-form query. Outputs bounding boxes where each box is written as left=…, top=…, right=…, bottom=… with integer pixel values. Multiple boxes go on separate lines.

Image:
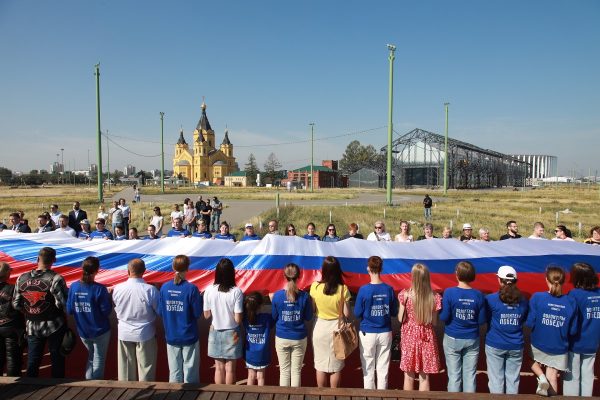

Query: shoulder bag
left=332, top=285, right=358, bottom=360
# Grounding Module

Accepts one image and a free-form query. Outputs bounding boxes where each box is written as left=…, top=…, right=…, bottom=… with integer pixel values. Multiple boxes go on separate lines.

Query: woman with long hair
left=203, top=258, right=244, bottom=384
left=0, top=262, right=24, bottom=377
left=398, top=263, right=442, bottom=391
left=150, top=206, right=164, bottom=237
left=394, top=220, right=413, bottom=242
left=243, top=292, right=274, bottom=386
left=484, top=266, right=529, bottom=394
left=285, top=224, right=297, bottom=236
left=271, top=263, right=313, bottom=387
left=158, top=255, right=203, bottom=383
left=526, top=266, right=578, bottom=396
left=563, top=262, right=600, bottom=396
left=309, top=256, right=351, bottom=387
left=66, top=256, right=112, bottom=379
left=322, top=224, right=340, bottom=242
left=354, top=256, right=397, bottom=389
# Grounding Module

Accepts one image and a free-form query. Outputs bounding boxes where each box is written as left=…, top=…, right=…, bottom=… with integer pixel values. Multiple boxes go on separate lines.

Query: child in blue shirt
left=526, top=266, right=578, bottom=396
left=563, top=262, right=600, bottom=396
left=243, top=291, right=274, bottom=386
left=158, top=255, right=203, bottom=383
left=66, top=256, right=112, bottom=379
left=439, top=261, right=486, bottom=393
left=270, top=263, right=313, bottom=387
left=484, top=265, right=529, bottom=394
left=354, top=256, right=398, bottom=389
left=302, top=222, right=320, bottom=240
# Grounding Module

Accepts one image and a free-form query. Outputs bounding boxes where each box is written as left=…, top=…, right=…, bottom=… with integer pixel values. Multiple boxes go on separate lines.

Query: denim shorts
left=207, top=326, right=242, bottom=360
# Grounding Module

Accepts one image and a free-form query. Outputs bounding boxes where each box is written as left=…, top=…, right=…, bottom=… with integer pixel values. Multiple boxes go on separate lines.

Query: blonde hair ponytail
left=284, top=263, right=300, bottom=302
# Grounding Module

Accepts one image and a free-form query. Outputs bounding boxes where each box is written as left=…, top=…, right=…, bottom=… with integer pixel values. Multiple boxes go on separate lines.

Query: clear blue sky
left=1, top=0, right=598, bottom=176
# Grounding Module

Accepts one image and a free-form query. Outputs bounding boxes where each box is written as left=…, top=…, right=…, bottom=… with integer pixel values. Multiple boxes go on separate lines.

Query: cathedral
left=172, top=101, right=238, bottom=184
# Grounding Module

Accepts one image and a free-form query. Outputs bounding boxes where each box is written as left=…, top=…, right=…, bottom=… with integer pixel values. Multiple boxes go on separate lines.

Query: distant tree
left=0, top=167, right=12, bottom=184
left=29, top=170, right=38, bottom=175
left=339, top=140, right=378, bottom=176
left=244, top=153, right=259, bottom=186
left=263, top=153, right=282, bottom=184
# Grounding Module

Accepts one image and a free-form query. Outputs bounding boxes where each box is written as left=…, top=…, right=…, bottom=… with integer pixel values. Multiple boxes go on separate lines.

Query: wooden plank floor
left=0, top=377, right=588, bottom=400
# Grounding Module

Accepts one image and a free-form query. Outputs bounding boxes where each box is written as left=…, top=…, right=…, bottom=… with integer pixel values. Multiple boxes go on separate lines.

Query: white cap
left=244, top=223, right=254, bottom=228
left=497, top=265, right=517, bottom=280
left=462, top=223, right=472, bottom=230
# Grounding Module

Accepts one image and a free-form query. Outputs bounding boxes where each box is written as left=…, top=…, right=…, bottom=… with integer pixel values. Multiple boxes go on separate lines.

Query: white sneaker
left=536, top=376, right=549, bottom=396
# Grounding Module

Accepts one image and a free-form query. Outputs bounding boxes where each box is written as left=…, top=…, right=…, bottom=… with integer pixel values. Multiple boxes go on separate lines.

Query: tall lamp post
left=106, top=130, right=111, bottom=191
left=160, top=112, right=165, bottom=194
left=309, top=122, right=315, bottom=192
left=60, top=148, right=64, bottom=184
left=55, top=153, right=60, bottom=183
left=94, top=63, right=103, bottom=203
left=386, top=44, right=396, bottom=206
left=443, top=103, right=449, bottom=195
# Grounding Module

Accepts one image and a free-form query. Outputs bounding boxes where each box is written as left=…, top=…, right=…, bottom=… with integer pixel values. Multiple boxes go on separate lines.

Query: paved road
left=112, top=187, right=431, bottom=229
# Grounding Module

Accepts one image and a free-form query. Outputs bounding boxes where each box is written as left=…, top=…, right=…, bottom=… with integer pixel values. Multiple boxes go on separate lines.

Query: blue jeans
left=563, top=351, right=596, bottom=396
left=210, top=213, right=221, bottom=232
left=166, top=341, right=200, bottom=383
left=27, top=325, right=66, bottom=378
left=485, top=344, right=523, bottom=394
left=424, top=208, right=431, bottom=220
left=81, top=330, right=111, bottom=379
left=443, top=334, right=479, bottom=392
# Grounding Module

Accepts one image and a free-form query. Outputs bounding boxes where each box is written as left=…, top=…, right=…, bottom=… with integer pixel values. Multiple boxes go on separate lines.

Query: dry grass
left=254, top=186, right=600, bottom=240
left=141, top=185, right=358, bottom=200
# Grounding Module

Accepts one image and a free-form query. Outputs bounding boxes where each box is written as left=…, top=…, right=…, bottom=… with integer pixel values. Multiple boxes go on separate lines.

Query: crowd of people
left=0, top=245, right=598, bottom=397
left=2, top=194, right=600, bottom=246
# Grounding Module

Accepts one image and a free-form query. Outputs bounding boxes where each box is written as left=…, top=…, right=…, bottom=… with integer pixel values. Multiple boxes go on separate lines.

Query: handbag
left=332, top=285, right=358, bottom=360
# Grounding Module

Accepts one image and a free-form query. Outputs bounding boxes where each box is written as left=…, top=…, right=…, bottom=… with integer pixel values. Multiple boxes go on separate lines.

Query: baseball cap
left=245, top=223, right=254, bottom=228
left=80, top=219, right=90, bottom=226
left=462, top=223, right=472, bottom=230
left=497, top=265, right=517, bottom=280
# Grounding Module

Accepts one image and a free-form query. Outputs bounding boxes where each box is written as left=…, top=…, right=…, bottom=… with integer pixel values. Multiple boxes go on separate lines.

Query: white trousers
left=359, top=331, right=392, bottom=389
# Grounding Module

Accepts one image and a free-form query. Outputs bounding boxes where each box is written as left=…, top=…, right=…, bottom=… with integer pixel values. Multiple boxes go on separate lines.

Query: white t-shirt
left=552, top=237, right=575, bottom=241
left=394, top=234, right=413, bottom=242
left=150, top=215, right=164, bottom=231
left=58, top=226, right=77, bottom=237
left=528, top=235, right=546, bottom=240
left=203, top=284, right=243, bottom=330
left=367, top=231, right=391, bottom=241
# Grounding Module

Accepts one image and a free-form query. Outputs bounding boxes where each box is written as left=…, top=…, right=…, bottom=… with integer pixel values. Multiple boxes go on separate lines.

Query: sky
left=1, top=0, right=599, bottom=177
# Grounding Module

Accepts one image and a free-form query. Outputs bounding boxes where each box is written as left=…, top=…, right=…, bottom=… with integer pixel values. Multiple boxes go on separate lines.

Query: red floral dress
left=398, top=289, right=442, bottom=373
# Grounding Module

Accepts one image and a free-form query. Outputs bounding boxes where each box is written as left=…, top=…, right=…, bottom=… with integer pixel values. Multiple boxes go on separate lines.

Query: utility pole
left=160, top=112, right=165, bottom=194
left=444, top=103, right=449, bottom=195
left=95, top=63, right=103, bottom=203
left=386, top=44, right=396, bottom=206
left=106, top=130, right=111, bottom=191
left=309, top=122, right=315, bottom=192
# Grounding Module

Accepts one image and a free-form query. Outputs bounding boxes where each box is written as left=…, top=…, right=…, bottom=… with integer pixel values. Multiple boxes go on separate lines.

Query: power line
left=102, top=132, right=162, bottom=158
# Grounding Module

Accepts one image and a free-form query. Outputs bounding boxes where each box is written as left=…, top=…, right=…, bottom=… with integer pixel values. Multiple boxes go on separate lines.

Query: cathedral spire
left=196, top=99, right=212, bottom=132
left=177, top=129, right=187, bottom=145
left=222, top=129, right=231, bottom=145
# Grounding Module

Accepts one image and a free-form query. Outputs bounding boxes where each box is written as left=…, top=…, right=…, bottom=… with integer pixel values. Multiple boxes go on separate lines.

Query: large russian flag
left=1, top=231, right=599, bottom=295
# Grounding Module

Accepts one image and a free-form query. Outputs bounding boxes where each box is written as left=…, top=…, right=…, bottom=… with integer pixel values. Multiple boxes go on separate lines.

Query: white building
left=512, top=155, right=557, bottom=179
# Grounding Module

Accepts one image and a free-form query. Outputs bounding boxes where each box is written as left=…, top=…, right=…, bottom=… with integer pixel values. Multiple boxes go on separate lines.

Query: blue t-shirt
left=485, top=292, right=529, bottom=350
left=158, top=280, right=203, bottom=346
left=322, top=235, right=340, bottom=242
left=241, top=234, right=261, bottom=241
left=568, top=287, right=600, bottom=354
left=167, top=228, right=191, bottom=237
left=78, top=231, right=91, bottom=239
left=89, top=229, right=113, bottom=240
left=354, top=282, right=398, bottom=333
left=214, top=233, right=235, bottom=241
left=440, top=287, right=486, bottom=339
left=115, top=234, right=127, bottom=241
left=192, top=231, right=212, bottom=239
left=244, top=313, right=274, bottom=367
left=144, top=235, right=159, bottom=240
left=271, top=290, right=313, bottom=340
left=303, top=234, right=320, bottom=241
left=66, top=281, right=112, bottom=339
left=526, top=291, right=578, bottom=355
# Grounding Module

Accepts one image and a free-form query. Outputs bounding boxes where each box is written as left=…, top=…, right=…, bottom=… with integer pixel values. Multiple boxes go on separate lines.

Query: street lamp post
left=309, top=122, right=315, bottom=192
left=55, top=153, right=60, bottom=183
left=95, top=63, right=103, bottom=203
left=60, top=148, right=64, bottom=184
left=160, top=112, right=165, bottom=194
left=386, top=44, right=396, bottom=206
left=106, top=130, right=111, bottom=191
left=443, top=103, right=449, bottom=195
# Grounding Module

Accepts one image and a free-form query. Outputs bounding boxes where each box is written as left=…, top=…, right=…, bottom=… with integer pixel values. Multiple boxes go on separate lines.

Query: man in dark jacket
left=8, top=213, right=31, bottom=233
left=13, top=247, right=68, bottom=378
left=68, top=201, right=88, bottom=233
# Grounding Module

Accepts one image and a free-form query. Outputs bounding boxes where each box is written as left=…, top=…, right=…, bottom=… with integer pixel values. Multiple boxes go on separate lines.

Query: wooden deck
left=0, top=377, right=587, bottom=400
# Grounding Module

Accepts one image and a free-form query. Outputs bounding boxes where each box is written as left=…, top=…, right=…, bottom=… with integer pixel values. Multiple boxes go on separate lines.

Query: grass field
left=1, top=184, right=599, bottom=241
left=141, top=185, right=358, bottom=200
